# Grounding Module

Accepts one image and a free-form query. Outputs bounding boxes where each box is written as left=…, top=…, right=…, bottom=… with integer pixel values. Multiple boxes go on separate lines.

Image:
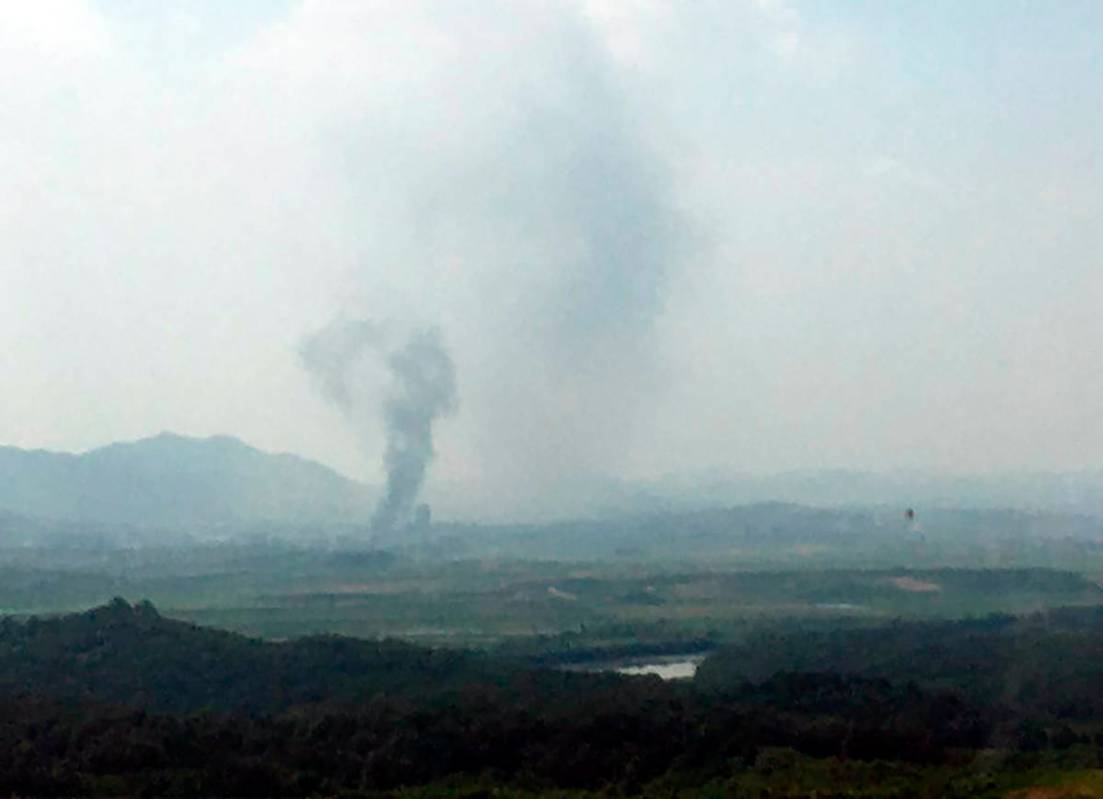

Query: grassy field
left=156, top=563, right=1103, bottom=650
left=3, top=537, right=1102, bottom=654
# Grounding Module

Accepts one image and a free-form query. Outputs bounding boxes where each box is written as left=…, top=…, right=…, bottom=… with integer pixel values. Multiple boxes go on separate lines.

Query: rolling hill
left=0, top=433, right=374, bottom=532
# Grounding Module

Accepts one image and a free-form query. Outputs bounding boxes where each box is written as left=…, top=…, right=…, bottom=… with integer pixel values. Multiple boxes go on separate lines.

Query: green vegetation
left=114, top=564, right=1103, bottom=647
left=0, top=600, right=1101, bottom=796
left=3, top=541, right=1100, bottom=645
left=2, top=499, right=1102, bottom=795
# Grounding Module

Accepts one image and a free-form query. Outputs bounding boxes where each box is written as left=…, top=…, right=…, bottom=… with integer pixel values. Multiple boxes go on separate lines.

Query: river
left=565, top=653, right=709, bottom=681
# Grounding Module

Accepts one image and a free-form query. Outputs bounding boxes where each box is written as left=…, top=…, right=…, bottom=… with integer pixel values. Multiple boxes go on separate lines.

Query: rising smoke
left=300, top=319, right=457, bottom=532
left=297, top=6, right=690, bottom=518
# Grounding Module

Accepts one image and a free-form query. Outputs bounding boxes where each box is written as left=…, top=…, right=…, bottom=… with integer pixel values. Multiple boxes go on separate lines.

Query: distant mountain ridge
left=3, top=432, right=1102, bottom=542
left=0, top=433, right=374, bottom=530
left=429, top=468, right=1103, bottom=524
left=628, top=468, right=1103, bottom=518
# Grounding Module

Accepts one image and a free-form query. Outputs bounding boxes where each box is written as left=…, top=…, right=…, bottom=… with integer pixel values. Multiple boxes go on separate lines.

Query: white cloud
left=0, top=0, right=111, bottom=61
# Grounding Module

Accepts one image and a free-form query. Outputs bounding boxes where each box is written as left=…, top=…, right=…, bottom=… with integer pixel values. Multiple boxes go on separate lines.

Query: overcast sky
left=2, top=1, right=1101, bottom=503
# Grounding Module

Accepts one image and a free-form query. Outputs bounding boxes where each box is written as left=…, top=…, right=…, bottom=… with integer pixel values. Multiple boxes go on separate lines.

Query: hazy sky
left=2, top=1, right=1101, bottom=503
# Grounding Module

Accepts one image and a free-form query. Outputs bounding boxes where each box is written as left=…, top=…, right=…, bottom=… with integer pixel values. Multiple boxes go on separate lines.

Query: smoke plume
left=288, top=6, right=690, bottom=517
left=300, top=319, right=457, bottom=531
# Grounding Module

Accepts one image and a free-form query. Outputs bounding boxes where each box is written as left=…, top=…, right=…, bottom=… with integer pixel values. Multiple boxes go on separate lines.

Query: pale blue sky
left=1, top=1, right=1100, bottom=508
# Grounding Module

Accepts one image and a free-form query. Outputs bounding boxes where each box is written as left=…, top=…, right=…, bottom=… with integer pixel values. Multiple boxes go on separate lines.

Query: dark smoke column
left=299, top=319, right=457, bottom=533
left=371, top=328, right=456, bottom=531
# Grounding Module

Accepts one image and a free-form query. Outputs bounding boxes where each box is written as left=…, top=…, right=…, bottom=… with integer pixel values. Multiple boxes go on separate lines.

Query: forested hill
left=2, top=601, right=1103, bottom=796
left=0, top=598, right=498, bottom=713
left=697, top=605, right=1103, bottom=719
left=0, top=433, right=373, bottom=530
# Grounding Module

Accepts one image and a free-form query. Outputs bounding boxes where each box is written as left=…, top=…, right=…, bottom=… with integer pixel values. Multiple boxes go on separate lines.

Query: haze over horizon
left=3, top=1, right=1101, bottom=511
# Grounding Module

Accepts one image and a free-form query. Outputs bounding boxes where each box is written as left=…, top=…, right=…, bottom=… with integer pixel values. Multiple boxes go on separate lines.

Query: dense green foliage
left=698, top=606, right=1103, bottom=721
left=0, top=600, right=1101, bottom=796
left=0, top=598, right=500, bottom=714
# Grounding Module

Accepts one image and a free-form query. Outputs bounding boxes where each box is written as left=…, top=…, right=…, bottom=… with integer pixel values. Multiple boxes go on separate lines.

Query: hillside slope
left=0, top=433, right=374, bottom=530
left=0, top=598, right=497, bottom=713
